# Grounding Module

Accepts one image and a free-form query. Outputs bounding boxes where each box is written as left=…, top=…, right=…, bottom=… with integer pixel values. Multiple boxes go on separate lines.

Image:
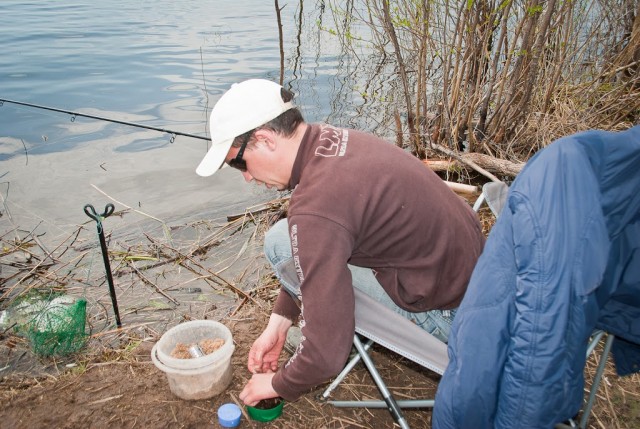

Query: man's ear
left=254, top=129, right=278, bottom=151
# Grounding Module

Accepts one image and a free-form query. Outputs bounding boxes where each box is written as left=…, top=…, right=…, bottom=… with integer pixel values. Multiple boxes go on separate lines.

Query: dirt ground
left=0, top=298, right=444, bottom=429
left=1, top=291, right=639, bottom=429
left=1, top=201, right=638, bottom=429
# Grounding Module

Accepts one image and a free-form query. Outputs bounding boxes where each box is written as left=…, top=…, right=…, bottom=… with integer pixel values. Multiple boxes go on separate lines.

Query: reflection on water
left=0, top=0, right=393, bottom=238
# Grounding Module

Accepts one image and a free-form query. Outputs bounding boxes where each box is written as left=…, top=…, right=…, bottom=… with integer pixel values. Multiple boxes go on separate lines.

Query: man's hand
left=240, top=314, right=293, bottom=406
left=239, top=372, right=278, bottom=406
left=247, top=313, right=292, bottom=374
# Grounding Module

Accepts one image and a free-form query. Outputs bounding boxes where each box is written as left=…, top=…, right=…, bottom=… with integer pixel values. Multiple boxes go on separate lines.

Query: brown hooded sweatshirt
left=271, top=124, right=484, bottom=401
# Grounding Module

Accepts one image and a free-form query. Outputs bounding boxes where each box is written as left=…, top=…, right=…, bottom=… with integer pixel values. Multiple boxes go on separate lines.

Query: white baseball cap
left=196, top=79, right=295, bottom=177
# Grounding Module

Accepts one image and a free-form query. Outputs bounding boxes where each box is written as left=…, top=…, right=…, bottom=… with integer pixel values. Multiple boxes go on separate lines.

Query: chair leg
left=579, top=333, right=615, bottom=429
left=320, top=338, right=374, bottom=400
left=329, top=399, right=435, bottom=408
left=351, top=334, right=411, bottom=429
left=324, top=334, right=438, bottom=427
left=586, top=330, right=605, bottom=357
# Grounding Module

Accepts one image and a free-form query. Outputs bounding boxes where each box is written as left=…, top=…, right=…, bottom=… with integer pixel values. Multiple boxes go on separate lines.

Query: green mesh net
left=7, top=293, right=88, bottom=357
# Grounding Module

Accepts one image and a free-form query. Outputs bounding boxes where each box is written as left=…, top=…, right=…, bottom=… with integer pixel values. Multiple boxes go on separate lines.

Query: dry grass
left=1, top=195, right=638, bottom=428
left=321, top=1, right=639, bottom=162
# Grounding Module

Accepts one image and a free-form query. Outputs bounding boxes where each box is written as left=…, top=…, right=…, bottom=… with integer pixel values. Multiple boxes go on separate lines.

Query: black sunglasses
left=227, top=131, right=252, bottom=172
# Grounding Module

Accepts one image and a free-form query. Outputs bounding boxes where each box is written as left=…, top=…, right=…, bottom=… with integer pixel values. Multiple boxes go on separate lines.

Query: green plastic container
left=246, top=398, right=284, bottom=422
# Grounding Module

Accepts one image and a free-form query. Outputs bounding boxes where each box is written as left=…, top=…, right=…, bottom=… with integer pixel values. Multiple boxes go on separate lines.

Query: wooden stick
left=443, top=181, right=479, bottom=195
left=229, top=392, right=251, bottom=421
left=424, top=153, right=524, bottom=178
left=128, top=260, right=179, bottom=305
left=432, top=143, right=502, bottom=183
left=144, top=234, right=261, bottom=308
left=91, top=183, right=165, bottom=224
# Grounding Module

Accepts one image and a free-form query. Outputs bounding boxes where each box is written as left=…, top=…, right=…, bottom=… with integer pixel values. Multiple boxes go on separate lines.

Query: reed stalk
left=325, top=0, right=640, bottom=163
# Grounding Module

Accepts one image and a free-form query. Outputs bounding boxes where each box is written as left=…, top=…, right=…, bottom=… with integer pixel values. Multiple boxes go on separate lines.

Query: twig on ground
left=128, top=260, right=179, bottom=306
left=229, top=392, right=251, bottom=421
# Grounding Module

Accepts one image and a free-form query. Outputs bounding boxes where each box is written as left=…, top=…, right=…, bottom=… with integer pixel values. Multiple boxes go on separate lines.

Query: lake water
left=0, top=0, right=387, bottom=243
left=0, top=0, right=400, bottom=343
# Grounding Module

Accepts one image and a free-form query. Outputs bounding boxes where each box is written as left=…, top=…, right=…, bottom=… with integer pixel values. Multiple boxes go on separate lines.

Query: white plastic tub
left=151, top=320, right=234, bottom=400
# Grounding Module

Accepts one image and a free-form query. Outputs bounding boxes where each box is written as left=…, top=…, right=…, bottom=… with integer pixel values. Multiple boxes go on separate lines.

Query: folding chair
left=319, top=181, right=508, bottom=429
left=320, top=289, right=447, bottom=428
left=322, top=181, right=625, bottom=428
left=472, top=181, right=509, bottom=214
left=484, top=189, right=621, bottom=429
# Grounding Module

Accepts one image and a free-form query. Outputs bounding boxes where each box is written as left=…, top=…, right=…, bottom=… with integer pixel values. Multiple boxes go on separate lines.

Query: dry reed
left=321, top=0, right=639, bottom=167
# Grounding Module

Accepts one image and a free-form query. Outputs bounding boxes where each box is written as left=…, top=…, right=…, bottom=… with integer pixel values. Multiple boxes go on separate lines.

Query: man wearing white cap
left=196, top=79, right=485, bottom=406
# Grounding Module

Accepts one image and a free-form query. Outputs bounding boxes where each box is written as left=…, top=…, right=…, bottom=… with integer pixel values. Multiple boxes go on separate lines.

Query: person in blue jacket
left=433, top=125, right=640, bottom=428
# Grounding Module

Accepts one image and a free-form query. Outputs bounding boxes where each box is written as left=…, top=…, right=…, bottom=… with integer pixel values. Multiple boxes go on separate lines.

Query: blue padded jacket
left=433, top=126, right=640, bottom=428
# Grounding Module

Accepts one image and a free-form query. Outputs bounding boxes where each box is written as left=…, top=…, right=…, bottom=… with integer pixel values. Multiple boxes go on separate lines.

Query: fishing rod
left=0, top=98, right=210, bottom=142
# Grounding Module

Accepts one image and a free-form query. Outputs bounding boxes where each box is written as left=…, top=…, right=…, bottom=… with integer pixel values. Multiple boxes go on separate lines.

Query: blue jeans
left=264, top=219, right=457, bottom=343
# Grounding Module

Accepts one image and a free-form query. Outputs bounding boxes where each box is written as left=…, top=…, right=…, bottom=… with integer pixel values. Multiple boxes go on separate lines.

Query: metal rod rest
left=84, top=203, right=121, bottom=328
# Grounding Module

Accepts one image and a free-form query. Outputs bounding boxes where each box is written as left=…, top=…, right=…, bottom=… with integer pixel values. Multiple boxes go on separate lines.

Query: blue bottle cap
left=217, top=403, right=242, bottom=428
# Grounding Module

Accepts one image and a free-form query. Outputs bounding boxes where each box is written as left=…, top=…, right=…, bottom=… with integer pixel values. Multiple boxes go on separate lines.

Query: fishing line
left=0, top=98, right=210, bottom=143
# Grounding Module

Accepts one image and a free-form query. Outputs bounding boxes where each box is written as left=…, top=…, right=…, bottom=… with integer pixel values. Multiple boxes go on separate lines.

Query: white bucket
left=151, top=320, right=235, bottom=400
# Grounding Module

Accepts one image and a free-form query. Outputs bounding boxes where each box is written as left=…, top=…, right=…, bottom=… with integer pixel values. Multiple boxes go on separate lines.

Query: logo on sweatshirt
left=290, top=224, right=305, bottom=286
left=314, top=124, right=348, bottom=158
